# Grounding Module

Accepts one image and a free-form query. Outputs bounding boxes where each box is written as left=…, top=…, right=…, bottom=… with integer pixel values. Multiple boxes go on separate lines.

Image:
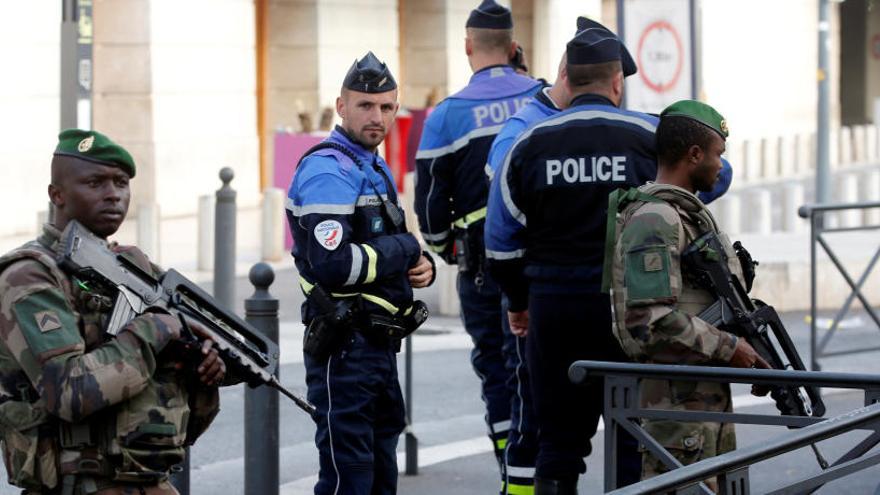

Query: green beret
left=54, top=129, right=136, bottom=177
left=660, top=100, right=729, bottom=139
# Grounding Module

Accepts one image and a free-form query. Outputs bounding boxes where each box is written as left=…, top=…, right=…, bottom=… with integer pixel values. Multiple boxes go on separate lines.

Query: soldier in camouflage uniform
left=604, top=101, right=770, bottom=488
left=0, top=129, right=226, bottom=494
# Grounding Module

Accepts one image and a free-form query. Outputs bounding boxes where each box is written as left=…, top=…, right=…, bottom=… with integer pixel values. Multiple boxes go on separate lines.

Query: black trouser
left=526, top=286, right=640, bottom=486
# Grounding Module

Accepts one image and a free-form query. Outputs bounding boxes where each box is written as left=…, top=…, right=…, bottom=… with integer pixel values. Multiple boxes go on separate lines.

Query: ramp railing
left=798, top=201, right=880, bottom=371
left=569, top=360, right=880, bottom=494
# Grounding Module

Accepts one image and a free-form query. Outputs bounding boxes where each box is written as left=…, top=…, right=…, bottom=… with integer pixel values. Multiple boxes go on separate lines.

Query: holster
left=453, top=224, right=485, bottom=274
left=303, top=290, right=357, bottom=360
left=362, top=300, right=430, bottom=349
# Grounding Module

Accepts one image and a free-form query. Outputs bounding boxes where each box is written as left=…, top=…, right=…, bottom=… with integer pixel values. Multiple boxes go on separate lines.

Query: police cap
left=342, top=51, right=397, bottom=94
left=466, top=0, right=513, bottom=30
left=54, top=129, right=136, bottom=178
left=569, top=17, right=637, bottom=77
left=661, top=100, right=729, bottom=139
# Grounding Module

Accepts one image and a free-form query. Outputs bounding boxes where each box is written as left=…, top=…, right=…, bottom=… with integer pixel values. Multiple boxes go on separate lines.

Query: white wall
left=317, top=0, right=400, bottom=109
left=0, top=3, right=61, bottom=236
left=532, top=0, right=602, bottom=83
left=149, top=0, right=260, bottom=214
left=700, top=0, right=834, bottom=141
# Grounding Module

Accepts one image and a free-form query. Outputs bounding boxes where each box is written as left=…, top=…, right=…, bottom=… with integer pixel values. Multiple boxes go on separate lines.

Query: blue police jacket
left=286, top=127, right=422, bottom=320
left=484, top=93, right=733, bottom=311
left=485, top=85, right=560, bottom=181
left=415, top=65, right=542, bottom=256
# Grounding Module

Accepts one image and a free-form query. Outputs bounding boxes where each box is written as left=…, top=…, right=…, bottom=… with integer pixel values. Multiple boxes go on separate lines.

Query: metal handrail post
left=607, top=403, right=880, bottom=495
left=810, top=209, right=819, bottom=371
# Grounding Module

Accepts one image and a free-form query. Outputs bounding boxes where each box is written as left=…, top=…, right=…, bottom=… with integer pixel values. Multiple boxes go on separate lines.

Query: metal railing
left=798, top=201, right=880, bottom=371
left=569, top=360, right=880, bottom=494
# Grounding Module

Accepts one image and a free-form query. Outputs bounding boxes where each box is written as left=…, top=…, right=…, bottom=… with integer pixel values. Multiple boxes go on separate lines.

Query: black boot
left=534, top=477, right=578, bottom=495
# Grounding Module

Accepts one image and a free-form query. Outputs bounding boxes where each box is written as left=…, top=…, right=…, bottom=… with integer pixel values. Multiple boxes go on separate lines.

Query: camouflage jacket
left=607, top=183, right=743, bottom=365
left=0, top=224, right=219, bottom=490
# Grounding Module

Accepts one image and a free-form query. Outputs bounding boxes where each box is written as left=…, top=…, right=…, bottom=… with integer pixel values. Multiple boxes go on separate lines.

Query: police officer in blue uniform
left=484, top=21, right=732, bottom=494
left=414, top=1, right=543, bottom=493
left=286, top=52, right=435, bottom=495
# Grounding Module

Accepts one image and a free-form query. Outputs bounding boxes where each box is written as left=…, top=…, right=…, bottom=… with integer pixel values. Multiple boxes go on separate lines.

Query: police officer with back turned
left=286, top=52, right=434, bottom=495
left=414, top=1, right=542, bottom=493
left=484, top=21, right=732, bottom=494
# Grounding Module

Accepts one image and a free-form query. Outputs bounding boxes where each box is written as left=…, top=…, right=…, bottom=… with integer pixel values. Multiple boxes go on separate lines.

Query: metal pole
left=810, top=212, right=820, bottom=372
left=215, top=167, right=237, bottom=308
left=245, top=263, right=280, bottom=495
left=172, top=169, right=237, bottom=493
left=60, top=0, right=93, bottom=130
left=404, top=337, right=418, bottom=475
left=816, top=0, right=831, bottom=205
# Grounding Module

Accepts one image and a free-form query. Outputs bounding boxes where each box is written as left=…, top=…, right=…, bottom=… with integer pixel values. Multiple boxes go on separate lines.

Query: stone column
left=93, top=0, right=157, bottom=213
left=264, top=0, right=320, bottom=182
left=400, top=0, right=449, bottom=108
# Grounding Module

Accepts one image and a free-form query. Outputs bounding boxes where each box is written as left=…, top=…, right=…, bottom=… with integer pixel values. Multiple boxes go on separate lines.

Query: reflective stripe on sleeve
left=344, top=244, right=363, bottom=286
left=362, top=244, right=378, bottom=284
left=486, top=248, right=525, bottom=260
left=452, top=207, right=487, bottom=229
left=415, top=124, right=505, bottom=160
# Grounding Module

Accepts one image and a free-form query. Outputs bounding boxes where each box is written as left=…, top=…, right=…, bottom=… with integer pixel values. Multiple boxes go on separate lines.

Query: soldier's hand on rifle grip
left=729, top=338, right=772, bottom=396
left=187, top=320, right=226, bottom=387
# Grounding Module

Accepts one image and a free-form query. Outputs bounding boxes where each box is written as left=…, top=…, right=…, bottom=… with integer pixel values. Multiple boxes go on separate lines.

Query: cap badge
left=720, top=119, right=729, bottom=135
left=78, top=135, right=95, bottom=152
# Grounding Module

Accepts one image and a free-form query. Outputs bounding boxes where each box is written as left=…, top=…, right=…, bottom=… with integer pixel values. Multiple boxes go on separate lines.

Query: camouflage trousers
left=640, top=378, right=735, bottom=488
left=28, top=479, right=179, bottom=495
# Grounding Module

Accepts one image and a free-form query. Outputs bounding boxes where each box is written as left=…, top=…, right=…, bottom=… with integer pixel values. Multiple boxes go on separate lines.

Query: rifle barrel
left=270, top=377, right=316, bottom=416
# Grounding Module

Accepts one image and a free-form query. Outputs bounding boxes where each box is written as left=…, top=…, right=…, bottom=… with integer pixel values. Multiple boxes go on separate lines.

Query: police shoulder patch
left=314, top=220, right=343, bottom=251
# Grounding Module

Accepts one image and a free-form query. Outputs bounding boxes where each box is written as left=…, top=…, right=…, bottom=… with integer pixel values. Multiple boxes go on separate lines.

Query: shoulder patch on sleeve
left=314, top=220, right=343, bottom=251
left=13, top=288, right=82, bottom=363
left=625, top=245, right=673, bottom=304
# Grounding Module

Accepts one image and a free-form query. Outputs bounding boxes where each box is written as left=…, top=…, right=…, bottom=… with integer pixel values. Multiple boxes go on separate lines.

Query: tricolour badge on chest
left=315, top=220, right=343, bottom=251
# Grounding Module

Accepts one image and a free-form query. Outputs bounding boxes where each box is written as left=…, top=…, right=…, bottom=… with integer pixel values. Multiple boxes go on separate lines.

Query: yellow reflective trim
left=299, top=277, right=399, bottom=314
left=360, top=294, right=399, bottom=314
left=362, top=244, right=378, bottom=284
left=506, top=483, right=535, bottom=495
left=495, top=438, right=507, bottom=451
left=427, top=243, right=447, bottom=253
left=404, top=306, right=413, bottom=316
left=453, top=207, right=487, bottom=228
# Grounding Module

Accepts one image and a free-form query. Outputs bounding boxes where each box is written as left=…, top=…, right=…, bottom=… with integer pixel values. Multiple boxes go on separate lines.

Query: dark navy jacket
left=286, top=127, right=422, bottom=320
left=485, top=93, right=731, bottom=310
left=415, top=65, right=542, bottom=256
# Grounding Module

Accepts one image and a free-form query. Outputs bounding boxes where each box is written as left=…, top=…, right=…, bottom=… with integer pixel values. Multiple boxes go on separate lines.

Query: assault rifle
left=57, top=221, right=315, bottom=416
left=681, top=231, right=827, bottom=467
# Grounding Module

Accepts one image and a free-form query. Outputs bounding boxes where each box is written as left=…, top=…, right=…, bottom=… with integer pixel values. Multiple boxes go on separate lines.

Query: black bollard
left=245, top=263, right=280, bottom=495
